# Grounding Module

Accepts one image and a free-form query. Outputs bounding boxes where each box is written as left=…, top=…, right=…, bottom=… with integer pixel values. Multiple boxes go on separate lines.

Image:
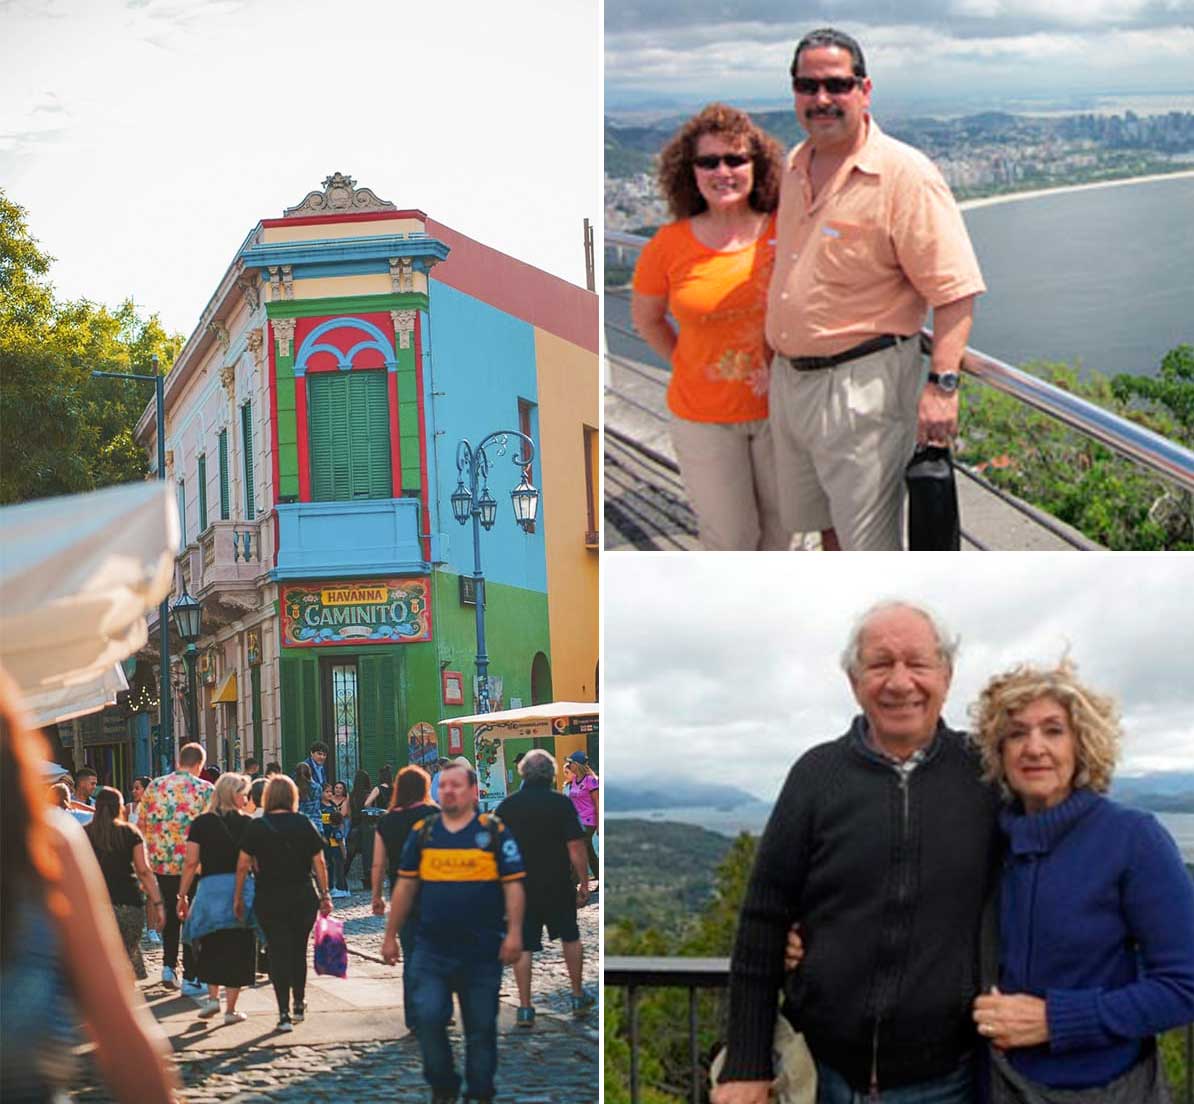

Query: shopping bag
left=905, top=445, right=961, bottom=551
left=313, top=914, right=348, bottom=978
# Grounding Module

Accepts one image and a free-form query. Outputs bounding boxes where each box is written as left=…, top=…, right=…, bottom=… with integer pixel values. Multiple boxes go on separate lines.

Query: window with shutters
left=217, top=429, right=230, bottom=520
left=307, top=370, right=393, bottom=501
left=197, top=454, right=208, bottom=532
left=240, top=402, right=256, bottom=520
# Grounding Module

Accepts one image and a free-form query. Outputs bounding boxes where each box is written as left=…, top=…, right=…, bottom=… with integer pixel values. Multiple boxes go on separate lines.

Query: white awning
left=439, top=701, right=598, bottom=726
left=0, top=481, right=178, bottom=724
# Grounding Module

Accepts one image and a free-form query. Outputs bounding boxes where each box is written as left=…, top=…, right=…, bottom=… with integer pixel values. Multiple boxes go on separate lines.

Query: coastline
left=960, top=168, right=1194, bottom=212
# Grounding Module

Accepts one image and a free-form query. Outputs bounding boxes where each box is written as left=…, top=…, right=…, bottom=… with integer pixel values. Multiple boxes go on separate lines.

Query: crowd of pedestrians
left=3, top=726, right=598, bottom=1102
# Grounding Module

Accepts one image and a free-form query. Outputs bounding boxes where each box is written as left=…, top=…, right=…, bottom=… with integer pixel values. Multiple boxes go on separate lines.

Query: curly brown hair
left=657, top=103, right=784, bottom=220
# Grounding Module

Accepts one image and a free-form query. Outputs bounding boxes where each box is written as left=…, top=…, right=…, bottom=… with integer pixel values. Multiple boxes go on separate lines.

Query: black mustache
left=807, top=107, right=844, bottom=119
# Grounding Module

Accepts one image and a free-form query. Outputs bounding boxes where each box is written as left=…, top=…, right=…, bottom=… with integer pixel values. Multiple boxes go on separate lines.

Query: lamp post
left=450, top=431, right=539, bottom=714
left=92, top=356, right=171, bottom=774
left=170, top=587, right=203, bottom=748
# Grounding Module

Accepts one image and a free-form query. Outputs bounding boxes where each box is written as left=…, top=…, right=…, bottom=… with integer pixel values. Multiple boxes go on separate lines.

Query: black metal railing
left=605, top=955, right=1194, bottom=1104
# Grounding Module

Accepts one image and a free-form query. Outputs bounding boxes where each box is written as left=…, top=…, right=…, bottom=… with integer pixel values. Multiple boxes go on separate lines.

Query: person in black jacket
left=714, top=600, right=1000, bottom=1104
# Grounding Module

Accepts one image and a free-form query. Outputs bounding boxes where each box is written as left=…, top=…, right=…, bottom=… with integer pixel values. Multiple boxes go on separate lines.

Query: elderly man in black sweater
left=713, top=601, right=1000, bottom=1104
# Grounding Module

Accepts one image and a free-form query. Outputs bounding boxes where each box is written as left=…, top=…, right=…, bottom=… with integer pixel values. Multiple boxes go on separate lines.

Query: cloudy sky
left=604, top=554, right=1194, bottom=803
left=606, top=0, right=1194, bottom=114
left=1, top=0, right=599, bottom=336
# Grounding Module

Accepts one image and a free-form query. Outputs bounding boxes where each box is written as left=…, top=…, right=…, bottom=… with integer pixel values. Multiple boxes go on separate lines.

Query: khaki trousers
left=768, top=336, right=924, bottom=551
left=669, top=416, right=789, bottom=551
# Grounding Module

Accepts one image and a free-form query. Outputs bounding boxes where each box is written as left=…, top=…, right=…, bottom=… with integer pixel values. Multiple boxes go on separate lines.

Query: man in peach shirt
left=766, top=28, right=986, bottom=551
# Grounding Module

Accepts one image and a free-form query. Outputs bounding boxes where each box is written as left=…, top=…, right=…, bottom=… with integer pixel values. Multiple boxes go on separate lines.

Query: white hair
left=839, top=600, right=959, bottom=676
left=519, top=748, right=557, bottom=783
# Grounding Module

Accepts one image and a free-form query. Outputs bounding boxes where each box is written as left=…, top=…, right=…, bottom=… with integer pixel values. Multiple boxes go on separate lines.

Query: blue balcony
left=272, top=499, right=435, bottom=580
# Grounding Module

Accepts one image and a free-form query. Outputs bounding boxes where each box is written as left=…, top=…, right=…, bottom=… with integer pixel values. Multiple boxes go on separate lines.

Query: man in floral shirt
left=138, top=742, right=214, bottom=994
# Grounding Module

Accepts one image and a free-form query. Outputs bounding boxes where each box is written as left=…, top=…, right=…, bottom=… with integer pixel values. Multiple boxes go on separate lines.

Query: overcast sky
left=606, top=0, right=1194, bottom=114
left=604, top=554, right=1194, bottom=803
left=1, top=0, right=599, bottom=336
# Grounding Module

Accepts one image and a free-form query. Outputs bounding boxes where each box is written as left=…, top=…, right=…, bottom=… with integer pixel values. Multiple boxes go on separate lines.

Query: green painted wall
left=276, top=570, right=549, bottom=783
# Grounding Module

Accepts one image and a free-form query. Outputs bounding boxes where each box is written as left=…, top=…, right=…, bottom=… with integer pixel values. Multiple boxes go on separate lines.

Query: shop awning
left=0, top=481, right=179, bottom=722
left=439, top=701, right=598, bottom=726
left=23, top=663, right=129, bottom=728
left=211, top=670, right=238, bottom=704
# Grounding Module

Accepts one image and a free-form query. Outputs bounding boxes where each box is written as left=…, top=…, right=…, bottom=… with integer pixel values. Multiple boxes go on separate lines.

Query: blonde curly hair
left=969, top=659, right=1121, bottom=800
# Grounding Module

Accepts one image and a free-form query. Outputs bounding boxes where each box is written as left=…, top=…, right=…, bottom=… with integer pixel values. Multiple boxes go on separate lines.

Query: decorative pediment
left=283, top=172, right=397, bottom=218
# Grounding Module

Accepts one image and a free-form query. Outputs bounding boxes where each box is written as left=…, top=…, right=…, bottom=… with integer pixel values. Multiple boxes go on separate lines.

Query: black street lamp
left=451, top=431, right=539, bottom=713
left=170, top=587, right=203, bottom=747
left=92, top=356, right=171, bottom=774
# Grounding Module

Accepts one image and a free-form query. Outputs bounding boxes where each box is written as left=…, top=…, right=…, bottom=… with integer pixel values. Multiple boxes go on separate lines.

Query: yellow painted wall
left=289, top=273, right=425, bottom=300
left=533, top=327, right=599, bottom=704
left=261, top=216, right=425, bottom=243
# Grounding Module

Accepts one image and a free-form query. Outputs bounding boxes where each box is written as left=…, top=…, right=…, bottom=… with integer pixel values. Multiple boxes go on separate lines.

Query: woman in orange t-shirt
left=632, top=104, right=789, bottom=551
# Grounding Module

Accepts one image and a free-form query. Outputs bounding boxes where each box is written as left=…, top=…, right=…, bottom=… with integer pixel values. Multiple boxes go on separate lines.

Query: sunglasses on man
left=792, top=76, right=862, bottom=96
left=693, top=153, right=752, bottom=170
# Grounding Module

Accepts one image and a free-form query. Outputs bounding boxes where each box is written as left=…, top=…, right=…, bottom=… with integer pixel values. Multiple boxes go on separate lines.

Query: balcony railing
left=272, top=497, right=428, bottom=580
left=605, top=955, right=1194, bottom=1104
left=605, top=229, right=1194, bottom=550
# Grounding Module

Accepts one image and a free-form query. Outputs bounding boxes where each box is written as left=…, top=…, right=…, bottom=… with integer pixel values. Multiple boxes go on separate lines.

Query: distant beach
left=960, top=169, right=1194, bottom=212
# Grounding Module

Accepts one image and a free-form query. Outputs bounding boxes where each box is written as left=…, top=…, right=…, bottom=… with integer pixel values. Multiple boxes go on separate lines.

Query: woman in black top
left=82, top=787, right=164, bottom=980
left=177, top=773, right=255, bottom=1023
left=236, top=775, right=333, bottom=1032
left=363, top=763, right=394, bottom=813
left=345, top=769, right=372, bottom=890
left=370, top=766, right=437, bottom=1033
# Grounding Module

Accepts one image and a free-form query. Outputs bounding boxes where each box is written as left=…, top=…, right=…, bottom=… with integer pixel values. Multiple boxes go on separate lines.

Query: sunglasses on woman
left=693, top=153, right=751, bottom=170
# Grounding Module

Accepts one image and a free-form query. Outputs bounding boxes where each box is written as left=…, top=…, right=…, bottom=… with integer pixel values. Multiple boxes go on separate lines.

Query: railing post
left=689, top=987, right=700, bottom=1104
left=628, top=985, right=640, bottom=1104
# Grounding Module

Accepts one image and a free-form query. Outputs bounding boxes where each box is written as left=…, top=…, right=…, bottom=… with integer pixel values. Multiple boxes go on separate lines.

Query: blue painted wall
left=426, top=280, right=546, bottom=593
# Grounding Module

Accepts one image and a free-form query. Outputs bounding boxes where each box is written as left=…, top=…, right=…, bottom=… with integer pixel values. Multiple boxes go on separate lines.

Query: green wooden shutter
left=279, top=654, right=321, bottom=772
left=197, top=454, right=208, bottom=532
left=177, top=480, right=186, bottom=545
left=250, top=665, right=263, bottom=758
left=357, top=651, right=401, bottom=778
left=218, top=430, right=230, bottom=520
left=241, top=402, right=256, bottom=520
left=308, top=371, right=391, bottom=502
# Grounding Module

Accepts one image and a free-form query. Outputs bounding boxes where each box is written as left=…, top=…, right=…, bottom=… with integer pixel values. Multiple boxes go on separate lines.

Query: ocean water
left=961, top=176, right=1194, bottom=380
left=610, top=806, right=1194, bottom=863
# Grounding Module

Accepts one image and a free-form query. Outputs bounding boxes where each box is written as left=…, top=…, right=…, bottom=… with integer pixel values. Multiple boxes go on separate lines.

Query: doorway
left=322, top=659, right=360, bottom=785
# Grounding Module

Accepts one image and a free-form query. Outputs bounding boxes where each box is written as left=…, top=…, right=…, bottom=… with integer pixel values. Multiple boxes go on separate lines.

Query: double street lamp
left=170, top=587, right=203, bottom=747
left=450, top=431, right=539, bottom=714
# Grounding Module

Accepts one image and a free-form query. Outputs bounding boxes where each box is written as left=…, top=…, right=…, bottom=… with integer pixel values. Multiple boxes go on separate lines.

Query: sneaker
left=197, top=998, right=221, bottom=1019
left=161, top=966, right=178, bottom=989
left=331, top=888, right=350, bottom=899
left=515, top=1006, right=535, bottom=1028
left=276, top=1014, right=294, bottom=1033
left=292, top=1002, right=305, bottom=1023
left=181, top=979, right=207, bottom=999
left=570, top=989, right=597, bottom=1017
left=146, top=929, right=162, bottom=946
left=224, top=1011, right=247, bottom=1024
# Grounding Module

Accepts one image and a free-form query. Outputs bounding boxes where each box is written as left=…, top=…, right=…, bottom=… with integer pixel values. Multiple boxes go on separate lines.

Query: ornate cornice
left=209, top=321, right=230, bottom=354
left=247, top=329, right=264, bottom=368
left=220, top=364, right=237, bottom=398
left=236, top=274, right=261, bottom=313
left=390, top=257, right=414, bottom=294
left=283, top=172, right=397, bottom=218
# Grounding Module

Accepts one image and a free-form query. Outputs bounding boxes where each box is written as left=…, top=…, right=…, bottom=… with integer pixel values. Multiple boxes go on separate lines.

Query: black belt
left=783, top=333, right=911, bottom=372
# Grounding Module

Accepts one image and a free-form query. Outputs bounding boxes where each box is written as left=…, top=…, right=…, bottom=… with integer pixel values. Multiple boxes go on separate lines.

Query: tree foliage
left=956, top=353, right=1194, bottom=550
left=0, top=189, right=184, bottom=505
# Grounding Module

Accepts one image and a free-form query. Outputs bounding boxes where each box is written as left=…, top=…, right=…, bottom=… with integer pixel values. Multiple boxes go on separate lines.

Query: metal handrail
left=606, top=230, right=1194, bottom=494
left=604, top=955, right=1194, bottom=1104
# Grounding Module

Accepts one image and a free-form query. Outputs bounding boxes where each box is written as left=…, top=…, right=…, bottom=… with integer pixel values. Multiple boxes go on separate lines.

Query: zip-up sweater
left=999, top=789, right=1194, bottom=1089
left=720, top=717, right=1000, bottom=1091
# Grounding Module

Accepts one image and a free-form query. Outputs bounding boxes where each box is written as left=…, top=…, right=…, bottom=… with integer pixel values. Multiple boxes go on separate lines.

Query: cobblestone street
left=71, top=885, right=599, bottom=1103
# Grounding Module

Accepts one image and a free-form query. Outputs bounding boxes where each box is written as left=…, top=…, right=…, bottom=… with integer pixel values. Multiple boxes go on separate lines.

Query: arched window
left=531, top=652, right=553, bottom=705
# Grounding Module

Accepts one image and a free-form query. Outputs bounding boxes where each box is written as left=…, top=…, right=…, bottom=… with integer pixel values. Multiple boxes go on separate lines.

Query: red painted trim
left=425, top=218, right=598, bottom=353
left=260, top=209, right=427, bottom=229
left=303, top=361, right=347, bottom=373
left=415, top=313, right=431, bottom=563
left=295, top=377, right=311, bottom=502
left=268, top=319, right=281, bottom=505
left=387, top=369, right=401, bottom=495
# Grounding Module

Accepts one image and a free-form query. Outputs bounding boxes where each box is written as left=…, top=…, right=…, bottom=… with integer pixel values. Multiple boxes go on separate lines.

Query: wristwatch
left=927, top=370, right=960, bottom=394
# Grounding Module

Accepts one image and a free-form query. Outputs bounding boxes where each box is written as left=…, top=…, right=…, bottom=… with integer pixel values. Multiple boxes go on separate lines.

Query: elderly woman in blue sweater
left=970, top=660, right=1194, bottom=1100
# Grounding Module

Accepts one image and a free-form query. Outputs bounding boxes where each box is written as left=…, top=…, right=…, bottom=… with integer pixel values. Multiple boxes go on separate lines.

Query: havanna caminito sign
left=281, top=579, right=432, bottom=648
